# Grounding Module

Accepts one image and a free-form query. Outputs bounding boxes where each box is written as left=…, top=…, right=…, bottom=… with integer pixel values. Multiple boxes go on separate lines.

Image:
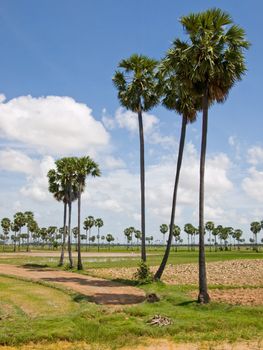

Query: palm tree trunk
left=138, top=106, right=146, bottom=262
left=68, top=197, right=73, bottom=268
left=58, top=202, right=67, bottom=266
left=77, top=189, right=83, bottom=270
left=154, top=117, right=187, bottom=280
left=198, top=89, right=210, bottom=304
left=27, top=227, right=30, bottom=252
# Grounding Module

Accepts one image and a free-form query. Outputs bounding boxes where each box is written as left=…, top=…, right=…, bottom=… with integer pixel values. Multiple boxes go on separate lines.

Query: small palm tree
left=83, top=216, right=95, bottom=251
left=134, top=230, right=142, bottom=250
left=205, top=221, right=214, bottom=252
left=172, top=225, right=181, bottom=252
left=184, top=223, right=195, bottom=251
left=160, top=224, right=168, bottom=245
left=13, top=212, right=26, bottom=251
left=1, top=218, right=11, bottom=251
left=106, top=234, right=114, bottom=250
left=250, top=222, right=261, bottom=252
left=113, top=54, right=160, bottom=262
left=95, top=218, right=103, bottom=252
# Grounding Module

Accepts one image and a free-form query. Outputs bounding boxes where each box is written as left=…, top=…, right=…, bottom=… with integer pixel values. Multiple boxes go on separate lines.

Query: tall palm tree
left=154, top=53, right=200, bottom=280
left=74, top=156, right=100, bottom=270
left=113, top=54, right=160, bottom=262
left=49, top=157, right=78, bottom=268
left=134, top=229, right=142, bottom=250
left=233, top=229, right=243, bottom=250
left=179, top=8, right=249, bottom=303
left=95, top=218, right=103, bottom=252
left=184, top=223, right=195, bottom=252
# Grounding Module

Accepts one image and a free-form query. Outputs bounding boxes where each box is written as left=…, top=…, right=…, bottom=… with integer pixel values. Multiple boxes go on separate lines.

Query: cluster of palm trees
left=47, top=156, right=100, bottom=270
left=113, top=8, right=249, bottom=303
left=1, top=211, right=38, bottom=252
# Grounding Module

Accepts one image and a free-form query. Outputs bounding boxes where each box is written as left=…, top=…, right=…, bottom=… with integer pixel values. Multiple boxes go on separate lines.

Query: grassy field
left=0, top=275, right=262, bottom=349
left=0, top=248, right=262, bottom=349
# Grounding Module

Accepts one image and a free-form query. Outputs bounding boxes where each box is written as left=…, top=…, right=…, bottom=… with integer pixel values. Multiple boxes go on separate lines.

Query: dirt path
left=0, top=264, right=145, bottom=306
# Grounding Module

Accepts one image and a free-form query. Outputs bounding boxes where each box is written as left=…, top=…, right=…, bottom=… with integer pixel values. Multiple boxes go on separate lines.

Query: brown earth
left=90, top=259, right=263, bottom=306
left=90, top=259, right=263, bottom=287
left=0, top=264, right=145, bottom=306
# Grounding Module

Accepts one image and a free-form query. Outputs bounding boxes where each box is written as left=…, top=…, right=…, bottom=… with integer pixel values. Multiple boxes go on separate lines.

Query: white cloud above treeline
left=0, top=95, right=110, bottom=155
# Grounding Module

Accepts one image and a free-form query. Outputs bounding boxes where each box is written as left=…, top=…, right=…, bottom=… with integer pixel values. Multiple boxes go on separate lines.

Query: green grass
left=0, top=275, right=262, bottom=348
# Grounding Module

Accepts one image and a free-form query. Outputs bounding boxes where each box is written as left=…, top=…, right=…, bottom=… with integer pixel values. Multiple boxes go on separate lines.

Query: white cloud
left=242, top=167, right=263, bottom=202
left=103, top=156, right=126, bottom=170
left=102, top=107, right=159, bottom=135
left=20, top=156, right=55, bottom=202
left=0, top=148, right=37, bottom=174
left=247, top=146, right=263, bottom=165
left=0, top=95, right=110, bottom=155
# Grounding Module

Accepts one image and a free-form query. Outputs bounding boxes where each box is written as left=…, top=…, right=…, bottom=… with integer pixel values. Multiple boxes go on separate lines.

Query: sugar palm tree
left=24, top=211, right=34, bottom=252
left=14, top=212, right=26, bottom=251
left=74, top=156, right=100, bottom=270
left=95, top=218, right=103, bottom=252
left=159, top=224, right=168, bottom=246
left=83, top=216, right=95, bottom=251
left=113, top=54, right=160, bottom=262
left=250, top=221, right=261, bottom=252
left=1, top=218, right=11, bottom=251
left=154, top=55, right=200, bottom=280
left=106, top=233, right=114, bottom=250
left=233, top=229, right=243, bottom=250
left=172, top=225, right=181, bottom=252
left=184, top=223, right=195, bottom=252
left=134, top=230, right=142, bottom=250
left=50, top=157, right=78, bottom=268
left=205, top=221, right=214, bottom=252
left=178, top=8, right=249, bottom=303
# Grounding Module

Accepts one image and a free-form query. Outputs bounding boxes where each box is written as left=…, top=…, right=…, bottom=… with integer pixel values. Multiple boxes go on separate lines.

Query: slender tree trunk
left=154, top=117, right=187, bottom=280
left=97, top=228, right=100, bottom=252
left=14, top=232, right=17, bottom=252
left=27, top=227, right=30, bottom=252
left=138, top=105, right=146, bottom=262
left=86, top=229, right=88, bottom=252
left=68, top=198, right=73, bottom=268
left=58, top=202, right=67, bottom=266
left=198, top=89, right=210, bottom=304
left=89, top=228, right=91, bottom=251
left=77, top=189, right=83, bottom=270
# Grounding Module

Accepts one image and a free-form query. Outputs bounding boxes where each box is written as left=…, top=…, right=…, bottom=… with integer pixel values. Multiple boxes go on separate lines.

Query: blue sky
left=0, top=0, right=262, bottom=243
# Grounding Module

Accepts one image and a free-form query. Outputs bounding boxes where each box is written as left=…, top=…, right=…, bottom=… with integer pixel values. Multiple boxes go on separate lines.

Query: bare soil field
left=0, top=264, right=145, bottom=306
left=90, top=259, right=263, bottom=305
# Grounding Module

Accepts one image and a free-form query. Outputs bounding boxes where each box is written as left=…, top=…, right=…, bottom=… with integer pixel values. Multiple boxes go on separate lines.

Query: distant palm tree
left=250, top=222, right=261, bottom=252
left=13, top=212, right=26, bottom=251
left=113, top=54, right=160, bottom=262
left=24, top=211, right=34, bottom=252
left=184, top=223, right=195, bottom=252
left=83, top=216, right=95, bottom=251
left=205, top=221, right=214, bottom=252
left=179, top=8, right=249, bottom=303
left=1, top=218, right=11, bottom=251
left=233, top=229, right=243, bottom=250
left=172, top=225, right=181, bottom=252
left=159, top=224, right=168, bottom=245
left=134, top=230, right=142, bottom=250
left=95, top=218, right=103, bottom=252
left=106, top=234, right=114, bottom=250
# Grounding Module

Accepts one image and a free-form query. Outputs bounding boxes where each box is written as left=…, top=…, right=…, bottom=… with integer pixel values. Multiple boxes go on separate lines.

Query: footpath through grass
left=0, top=275, right=262, bottom=349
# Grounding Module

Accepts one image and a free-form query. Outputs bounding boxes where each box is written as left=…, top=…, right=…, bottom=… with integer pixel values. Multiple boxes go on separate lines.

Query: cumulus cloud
left=0, top=94, right=110, bottom=155
left=247, top=146, right=263, bottom=165
left=242, top=167, right=263, bottom=202
left=0, top=149, right=38, bottom=174
left=102, top=107, right=159, bottom=134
